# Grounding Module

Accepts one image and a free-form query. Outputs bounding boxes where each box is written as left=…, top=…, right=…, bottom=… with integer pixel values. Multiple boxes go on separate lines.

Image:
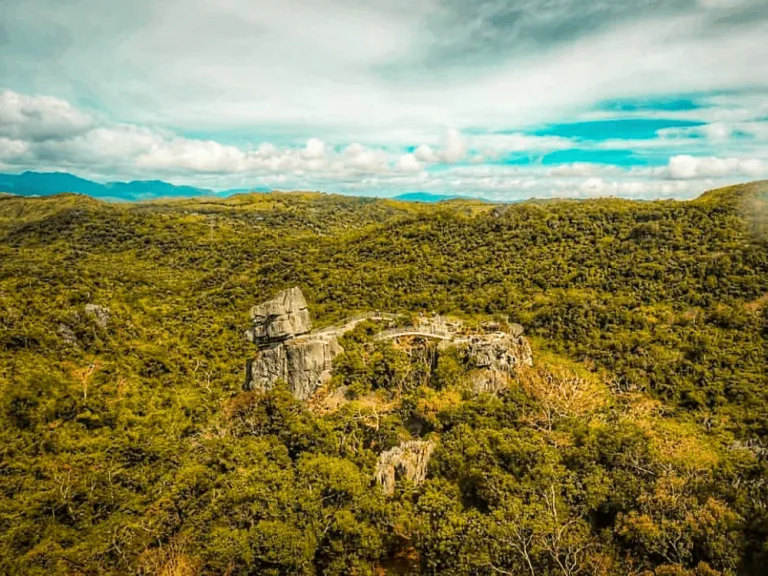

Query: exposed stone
left=466, top=332, right=532, bottom=370
left=242, top=289, right=535, bottom=401
left=245, top=287, right=311, bottom=345
left=463, top=331, right=533, bottom=393
left=244, top=287, right=344, bottom=400
left=480, top=320, right=501, bottom=332
left=375, top=440, right=435, bottom=495
left=245, top=335, right=343, bottom=401
left=287, top=337, right=343, bottom=400
left=58, top=323, right=79, bottom=347
left=469, top=369, right=510, bottom=395
left=508, top=323, right=525, bottom=338
left=84, top=304, right=111, bottom=329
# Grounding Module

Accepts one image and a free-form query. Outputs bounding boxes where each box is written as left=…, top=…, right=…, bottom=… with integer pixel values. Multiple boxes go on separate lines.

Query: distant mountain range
left=392, top=192, right=486, bottom=203
left=0, top=171, right=273, bottom=201
left=0, top=171, right=495, bottom=203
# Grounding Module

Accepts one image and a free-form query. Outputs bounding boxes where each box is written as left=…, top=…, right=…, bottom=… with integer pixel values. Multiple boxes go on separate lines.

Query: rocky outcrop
left=245, top=336, right=342, bottom=401
left=245, top=287, right=311, bottom=345
left=244, top=287, right=343, bottom=400
left=466, top=331, right=532, bottom=371
left=84, top=304, right=111, bottom=329
left=242, top=290, right=534, bottom=400
left=374, top=440, right=435, bottom=495
left=463, top=330, right=533, bottom=393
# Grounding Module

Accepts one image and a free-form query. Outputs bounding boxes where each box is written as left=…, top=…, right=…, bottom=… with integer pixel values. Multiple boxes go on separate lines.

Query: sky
left=1, top=0, right=768, bottom=200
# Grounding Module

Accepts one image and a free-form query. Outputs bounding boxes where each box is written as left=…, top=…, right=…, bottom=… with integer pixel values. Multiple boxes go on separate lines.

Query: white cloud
left=478, top=133, right=573, bottom=155
left=395, top=153, right=423, bottom=173
left=136, top=138, right=249, bottom=173
left=0, top=88, right=766, bottom=201
left=548, top=163, right=622, bottom=178
left=302, top=138, right=327, bottom=160
left=2, top=0, right=768, bottom=146
left=659, top=121, right=768, bottom=145
left=668, top=155, right=767, bottom=179
left=698, top=0, right=752, bottom=8
left=441, top=128, right=467, bottom=163
left=414, top=144, right=439, bottom=163
left=0, top=90, right=94, bottom=142
left=343, top=143, right=389, bottom=172
left=0, top=137, right=30, bottom=161
left=580, top=177, right=609, bottom=195
left=701, top=123, right=732, bottom=142
left=257, top=142, right=278, bottom=156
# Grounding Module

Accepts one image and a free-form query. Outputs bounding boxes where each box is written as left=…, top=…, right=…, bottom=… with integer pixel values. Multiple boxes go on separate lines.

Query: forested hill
left=1, top=182, right=767, bottom=575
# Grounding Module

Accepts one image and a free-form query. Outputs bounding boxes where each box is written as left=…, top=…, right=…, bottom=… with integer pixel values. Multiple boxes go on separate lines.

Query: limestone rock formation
left=466, top=331, right=532, bottom=370
left=374, top=440, right=435, bottom=495
left=242, top=289, right=534, bottom=400
left=245, top=336, right=342, bottom=401
left=464, top=331, right=533, bottom=393
left=244, top=287, right=343, bottom=400
left=245, top=287, right=311, bottom=345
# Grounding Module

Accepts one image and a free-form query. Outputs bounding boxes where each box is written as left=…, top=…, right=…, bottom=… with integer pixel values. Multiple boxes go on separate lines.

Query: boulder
left=84, top=304, right=111, bottom=329
left=491, top=205, right=510, bottom=218
left=245, top=335, right=343, bottom=401
left=375, top=440, right=435, bottom=495
left=246, top=287, right=311, bottom=345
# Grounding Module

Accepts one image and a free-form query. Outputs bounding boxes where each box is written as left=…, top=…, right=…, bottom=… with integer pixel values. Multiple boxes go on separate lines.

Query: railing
left=312, top=311, right=401, bottom=336
left=310, top=312, right=468, bottom=343
left=373, top=326, right=455, bottom=341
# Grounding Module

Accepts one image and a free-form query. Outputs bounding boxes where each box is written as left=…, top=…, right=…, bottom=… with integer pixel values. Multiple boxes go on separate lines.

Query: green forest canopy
left=0, top=181, right=767, bottom=575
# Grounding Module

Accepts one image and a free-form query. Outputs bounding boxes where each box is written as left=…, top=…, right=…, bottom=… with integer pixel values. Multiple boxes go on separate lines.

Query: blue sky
left=1, top=0, right=768, bottom=200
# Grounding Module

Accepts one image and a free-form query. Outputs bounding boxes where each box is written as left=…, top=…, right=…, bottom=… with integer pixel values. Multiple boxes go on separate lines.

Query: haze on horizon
left=1, top=0, right=768, bottom=201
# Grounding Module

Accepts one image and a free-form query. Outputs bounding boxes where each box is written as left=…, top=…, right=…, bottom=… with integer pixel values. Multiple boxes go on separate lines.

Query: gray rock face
left=246, top=287, right=311, bottom=345
left=464, top=331, right=533, bottom=393
left=285, top=338, right=343, bottom=400
left=84, top=304, right=111, bottom=329
left=245, top=336, right=342, bottom=401
left=467, top=332, right=532, bottom=370
left=374, top=440, right=435, bottom=495
left=244, top=287, right=342, bottom=400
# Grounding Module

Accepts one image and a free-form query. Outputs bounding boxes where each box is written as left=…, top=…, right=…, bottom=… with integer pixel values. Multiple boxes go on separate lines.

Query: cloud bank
left=1, top=0, right=767, bottom=199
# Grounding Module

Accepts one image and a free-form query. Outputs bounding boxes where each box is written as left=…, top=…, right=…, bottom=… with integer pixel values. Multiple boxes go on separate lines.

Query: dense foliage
left=0, top=182, right=767, bottom=575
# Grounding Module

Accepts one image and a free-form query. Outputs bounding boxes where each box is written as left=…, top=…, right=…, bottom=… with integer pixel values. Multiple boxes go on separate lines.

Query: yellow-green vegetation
left=1, top=182, right=767, bottom=575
